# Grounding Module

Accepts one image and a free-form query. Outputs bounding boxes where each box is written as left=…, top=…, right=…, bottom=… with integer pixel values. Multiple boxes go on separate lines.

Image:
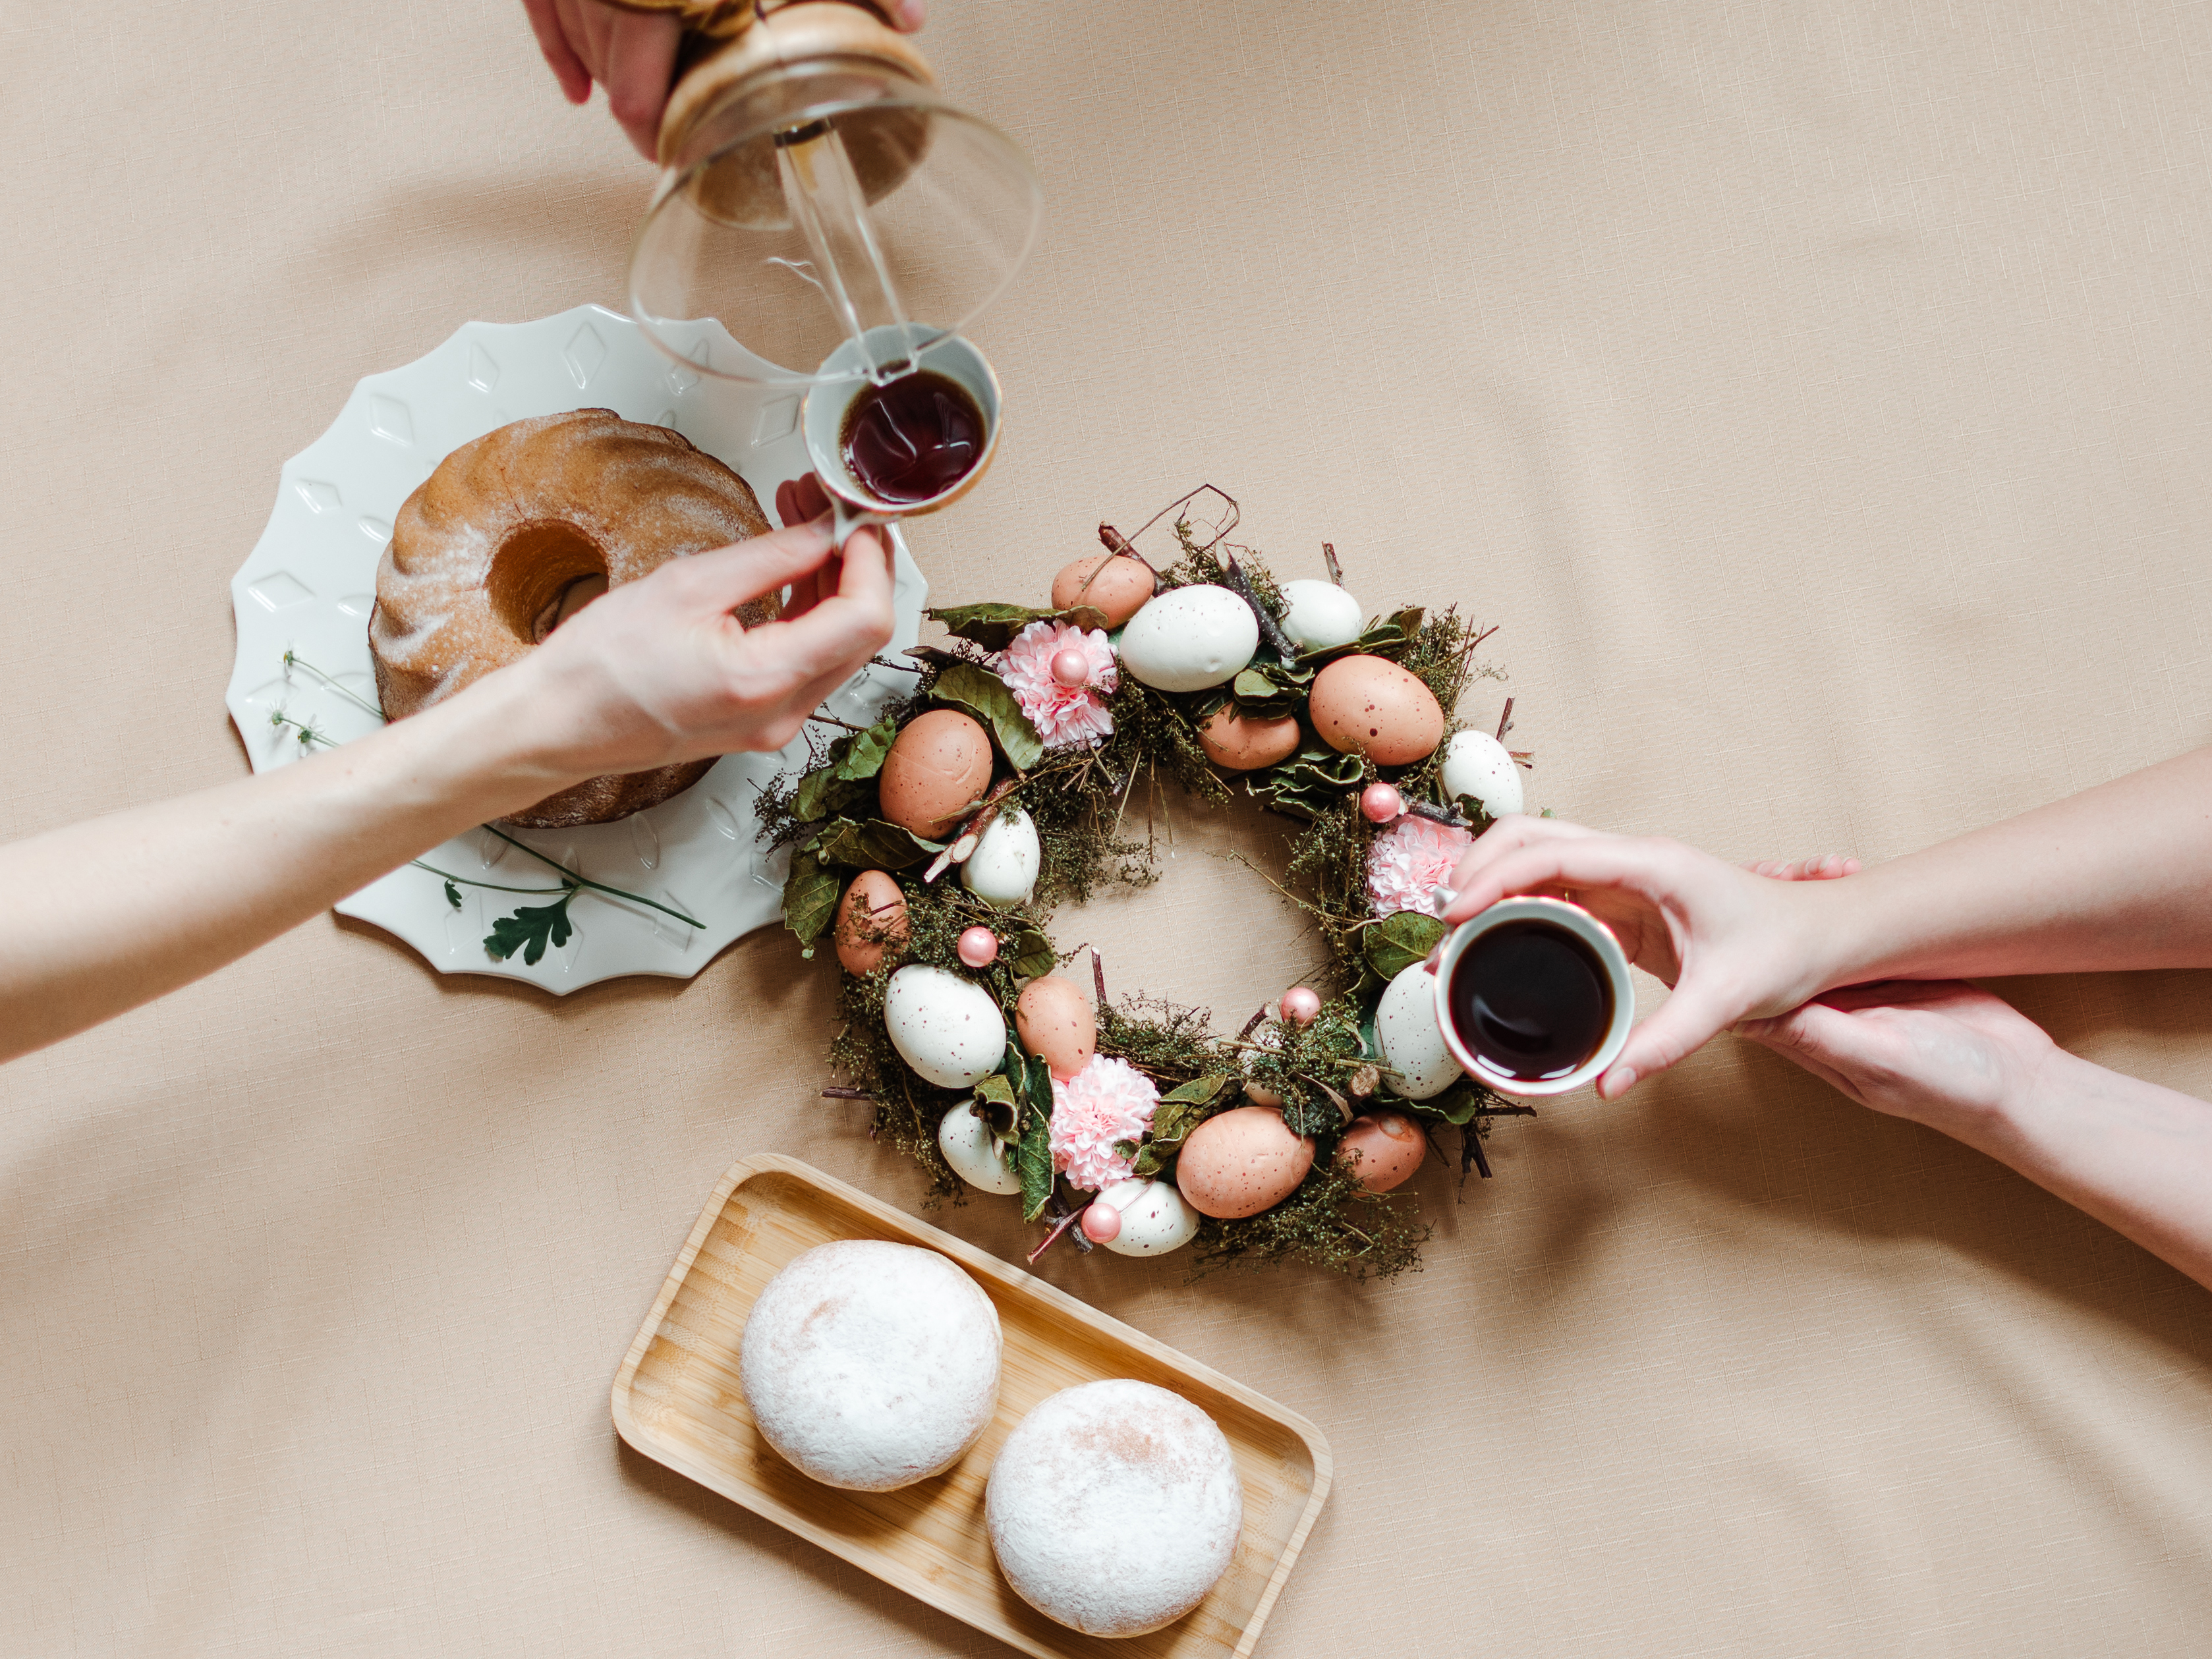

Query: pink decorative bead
left=1360, top=782, right=1404, bottom=824
left=1280, top=985, right=1322, bottom=1026
left=1081, top=1202, right=1121, bottom=1243
left=957, top=926, right=1000, bottom=968
left=1050, top=648, right=1091, bottom=687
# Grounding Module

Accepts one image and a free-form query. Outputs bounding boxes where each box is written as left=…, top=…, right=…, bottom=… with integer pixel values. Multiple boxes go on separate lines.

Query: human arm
left=1438, top=743, right=2212, bottom=1096
left=0, top=520, right=893, bottom=1064
left=523, top=0, right=927, bottom=160
left=1741, top=982, right=2212, bottom=1291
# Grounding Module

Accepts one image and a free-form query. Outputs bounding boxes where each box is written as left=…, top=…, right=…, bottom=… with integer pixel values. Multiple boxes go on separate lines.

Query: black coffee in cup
left=1445, top=919, right=1615, bottom=1083
left=838, top=368, right=986, bottom=503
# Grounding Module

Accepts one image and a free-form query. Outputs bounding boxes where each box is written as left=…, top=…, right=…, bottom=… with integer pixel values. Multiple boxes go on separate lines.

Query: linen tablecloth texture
left=5, top=2, right=2211, bottom=1654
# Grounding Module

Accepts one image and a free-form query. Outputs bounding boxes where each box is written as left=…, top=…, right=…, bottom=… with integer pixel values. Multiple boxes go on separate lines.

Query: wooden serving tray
left=611, top=1154, right=1332, bottom=1659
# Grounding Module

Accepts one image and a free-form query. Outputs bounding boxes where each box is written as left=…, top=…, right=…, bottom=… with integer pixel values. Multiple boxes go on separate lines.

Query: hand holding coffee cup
left=1430, top=897, right=1635, bottom=1096
left=1434, top=814, right=1855, bottom=1098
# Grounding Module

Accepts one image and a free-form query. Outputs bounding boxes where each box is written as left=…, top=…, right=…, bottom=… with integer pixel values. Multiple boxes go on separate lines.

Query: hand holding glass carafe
left=625, top=1, right=1039, bottom=543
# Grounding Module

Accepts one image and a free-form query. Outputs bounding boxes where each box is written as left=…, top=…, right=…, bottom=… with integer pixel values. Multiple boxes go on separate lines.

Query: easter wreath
left=756, top=488, right=1538, bottom=1279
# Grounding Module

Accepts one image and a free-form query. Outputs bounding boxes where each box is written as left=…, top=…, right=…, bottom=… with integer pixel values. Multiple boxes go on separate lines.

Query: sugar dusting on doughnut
left=986, top=1378, right=1244, bottom=1637
left=739, top=1239, right=1002, bottom=1492
left=370, top=409, right=778, bottom=827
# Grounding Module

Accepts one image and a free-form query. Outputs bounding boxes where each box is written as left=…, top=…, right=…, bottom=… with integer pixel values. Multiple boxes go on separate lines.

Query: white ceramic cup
left=1430, top=895, right=1635, bottom=1096
left=800, top=325, right=1003, bottom=545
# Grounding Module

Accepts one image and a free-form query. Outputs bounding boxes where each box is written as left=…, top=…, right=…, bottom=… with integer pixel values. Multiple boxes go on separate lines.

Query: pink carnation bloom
left=998, top=620, right=1117, bottom=750
left=1367, top=814, right=1474, bottom=918
left=1049, top=1055, right=1158, bottom=1192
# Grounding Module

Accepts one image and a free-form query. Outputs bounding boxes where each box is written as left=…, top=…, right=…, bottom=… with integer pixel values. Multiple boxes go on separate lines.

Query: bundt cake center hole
left=487, top=522, right=611, bottom=645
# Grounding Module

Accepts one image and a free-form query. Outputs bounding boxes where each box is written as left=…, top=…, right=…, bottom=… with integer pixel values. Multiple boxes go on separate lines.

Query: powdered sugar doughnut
left=986, top=1379, right=1243, bottom=1637
left=740, top=1240, right=1002, bottom=1492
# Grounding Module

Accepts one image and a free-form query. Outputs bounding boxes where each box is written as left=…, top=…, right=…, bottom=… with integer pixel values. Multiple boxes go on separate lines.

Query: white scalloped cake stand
left=224, top=304, right=927, bottom=993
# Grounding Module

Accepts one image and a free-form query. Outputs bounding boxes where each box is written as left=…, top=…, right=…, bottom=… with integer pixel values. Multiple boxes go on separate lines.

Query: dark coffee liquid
left=839, top=370, right=984, bottom=504
left=1446, top=921, right=1613, bottom=1083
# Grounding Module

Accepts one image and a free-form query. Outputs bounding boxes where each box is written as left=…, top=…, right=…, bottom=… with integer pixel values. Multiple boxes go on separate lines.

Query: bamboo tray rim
left=610, top=1152, right=1333, bottom=1658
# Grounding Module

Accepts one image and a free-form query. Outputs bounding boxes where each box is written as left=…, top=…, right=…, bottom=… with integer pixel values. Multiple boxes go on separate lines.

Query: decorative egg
left=1309, top=656, right=1445, bottom=766
left=1440, top=729, right=1525, bottom=818
left=878, top=709, right=994, bottom=838
left=939, top=1100, right=1023, bottom=1195
left=884, top=965, right=1005, bottom=1088
left=1015, top=975, right=1096, bottom=1081
left=1338, top=1111, right=1427, bottom=1192
left=833, top=869, right=909, bottom=975
left=1117, top=586, right=1259, bottom=693
left=1278, top=579, right=1363, bottom=651
left=957, top=925, right=999, bottom=967
left=1197, top=705, right=1301, bottom=772
left=1241, top=1026, right=1284, bottom=1107
left=1094, top=1177, right=1202, bottom=1256
left=1175, top=1106, right=1316, bottom=1219
left=961, top=806, right=1040, bottom=907
left=1375, top=961, right=1462, bottom=1100
left=1050, top=553, right=1153, bottom=627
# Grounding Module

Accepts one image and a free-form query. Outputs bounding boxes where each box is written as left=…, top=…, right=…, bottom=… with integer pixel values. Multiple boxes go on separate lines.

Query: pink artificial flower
left=1367, top=814, right=1474, bottom=918
left=1050, top=1055, right=1158, bottom=1192
left=998, top=620, right=1117, bottom=750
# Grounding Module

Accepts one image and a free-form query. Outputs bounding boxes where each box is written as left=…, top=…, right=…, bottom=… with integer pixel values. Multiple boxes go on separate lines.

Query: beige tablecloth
left=5, top=2, right=2212, bottom=1653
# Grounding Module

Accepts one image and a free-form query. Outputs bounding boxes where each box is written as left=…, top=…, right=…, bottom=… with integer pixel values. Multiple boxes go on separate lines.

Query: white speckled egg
left=1440, top=729, right=1525, bottom=818
left=1116, top=586, right=1259, bottom=692
left=1278, top=580, right=1363, bottom=651
left=1094, top=1177, right=1201, bottom=1256
left=939, top=1102, right=1023, bottom=1195
left=884, top=965, right=1006, bottom=1088
left=961, top=806, right=1039, bottom=907
left=1376, top=961, right=1463, bottom=1100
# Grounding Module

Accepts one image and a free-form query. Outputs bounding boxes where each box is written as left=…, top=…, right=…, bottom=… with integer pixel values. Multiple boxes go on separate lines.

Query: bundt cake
left=369, top=410, right=778, bottom=827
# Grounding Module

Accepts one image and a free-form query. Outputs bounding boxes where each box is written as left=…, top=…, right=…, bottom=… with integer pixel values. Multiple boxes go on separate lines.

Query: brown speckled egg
left=1309, top=656, right=1444, bottom=766
left=833, top=870, right=909, bottom=976
left=1050, top=553, right=1153, bottom=627
left=1338, top=1111, right=1426, bottom=1193
left=878, top=710, right=993, bottom=837
left=1016, top=976, right=1096, bottom=1081
left=1175, top=1107, right=1316, bottom=1219
left=1197, top=705, right=1302, bottom=772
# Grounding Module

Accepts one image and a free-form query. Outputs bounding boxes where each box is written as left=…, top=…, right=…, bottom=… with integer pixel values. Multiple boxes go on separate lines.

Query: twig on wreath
left=1028, top=1194, right=1092, bottom=1264
left=1463, top=1123, right=1494, bottom=1182
left=1217, top=553, right=1299, bottom=660
left=1119, top=483, right=1240, bottom=557
left=1322, top=542, right=1344, bottom=584
left=808, top=712, right=873, bottom=733
left=924, top=775, right=1023, bottom=882
left=1239, top=1004, right=1272, bottom=1041
left=821, top=1086, right=873, bottom=1101
left=1092, top=947, right=1108, bottom=1005
left=1089, top=523, right=1164, bottom=600
left=1495, top=697, right=1514, bottom=744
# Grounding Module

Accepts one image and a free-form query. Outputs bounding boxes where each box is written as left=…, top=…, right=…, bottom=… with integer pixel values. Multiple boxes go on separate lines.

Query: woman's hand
left=1737, top=981, right=2058, bottom=1127
left=512, top=517, right=896, bottom=783
left=523, top=0, right=928, bottom=161
left=1438, top=816, right=1857, bottom=1098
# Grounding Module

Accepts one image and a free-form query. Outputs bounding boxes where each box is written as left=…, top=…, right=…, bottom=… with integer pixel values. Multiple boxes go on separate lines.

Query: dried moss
left=1191, top=1162, right=1428, bottom=1281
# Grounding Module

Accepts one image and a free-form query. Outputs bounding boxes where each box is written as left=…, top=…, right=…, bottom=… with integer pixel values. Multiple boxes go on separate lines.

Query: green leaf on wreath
left=1232, top=667, right=1277, bottom=702
left=1414, top=1080, right=1489, bottom=1125
left=1246, top=743, right=1367, bottom=820
left=930, top=602, right=1109, bottom=652
left=1010, top=928, right=1056, bottom=982
left=1281, top=1091, right=1342, bottom=1139
left=930, top=660, right=1046, bottom=771
left=781, top=850, right=841, bottom=953
left=835, top=716, right=899, bottom=781
left=1017, top=1090, right=1054, bottom=1221
left=1364, top=911, right=1445, bottom=980
left=1145, top=1073, right=1230, bottom=1165
left=810, top=816, right=944, bottom=870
